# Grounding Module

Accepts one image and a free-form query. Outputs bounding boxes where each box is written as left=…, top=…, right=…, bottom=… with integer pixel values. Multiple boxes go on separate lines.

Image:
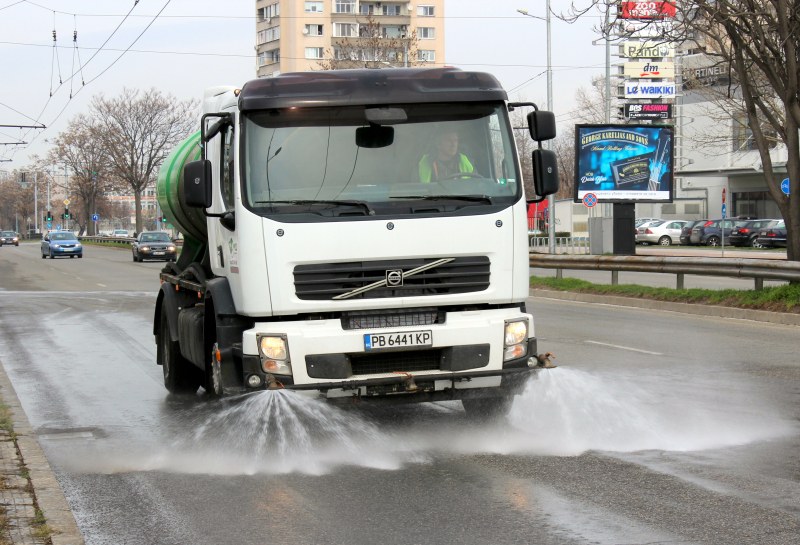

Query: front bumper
left=238, top=307, right=539, bottom=401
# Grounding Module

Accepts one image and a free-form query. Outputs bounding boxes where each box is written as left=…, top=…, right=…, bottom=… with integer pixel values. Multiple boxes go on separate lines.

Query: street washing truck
left=154, top=67, right=559, bottom=417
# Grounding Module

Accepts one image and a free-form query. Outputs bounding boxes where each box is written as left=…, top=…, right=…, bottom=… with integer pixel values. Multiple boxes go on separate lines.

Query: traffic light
left=64, top=208, right=70, bottom=220
left=161, top=216, right=167, bottom=223
left=46, top=211, right=52, bottom=221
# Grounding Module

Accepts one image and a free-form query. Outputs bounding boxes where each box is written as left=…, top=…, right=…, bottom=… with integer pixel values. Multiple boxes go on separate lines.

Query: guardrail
left=529, top=254, right=800, bottom=290
left=529, top=235, right=591, bottom=255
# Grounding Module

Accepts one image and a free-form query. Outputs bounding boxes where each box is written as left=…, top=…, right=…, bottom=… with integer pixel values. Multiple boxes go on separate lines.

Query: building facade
left=255, top=0, right=445, bottom=77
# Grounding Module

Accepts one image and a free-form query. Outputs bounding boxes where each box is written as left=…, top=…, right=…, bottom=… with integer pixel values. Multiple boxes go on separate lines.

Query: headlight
left=504, top=320, right=528, bottom=346
left=257, top=334, right=292, bottom=375
left=503, top=319, right=529, bottom=362
left=167, top=245, right=176, bottom=251
left=140, top=245, right=150, bottom=251
left=52, top=244, right=61, bottom=249
left=75, top=243, right=82, bottom=248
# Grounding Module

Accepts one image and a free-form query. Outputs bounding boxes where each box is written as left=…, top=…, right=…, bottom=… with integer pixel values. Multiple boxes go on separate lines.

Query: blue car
left=41, top=231, right=83, bottom=259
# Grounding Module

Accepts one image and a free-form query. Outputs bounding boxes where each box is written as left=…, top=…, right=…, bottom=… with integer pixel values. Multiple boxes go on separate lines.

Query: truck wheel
left=206, top=344, right=224, bottom=397
left=159, top=307, right=200, bottom=394
left=462, top=396, right=514, bottom=420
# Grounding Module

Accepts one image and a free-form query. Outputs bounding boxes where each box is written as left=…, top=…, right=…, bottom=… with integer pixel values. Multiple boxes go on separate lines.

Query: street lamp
left=517, top=4, right=555, bottom=254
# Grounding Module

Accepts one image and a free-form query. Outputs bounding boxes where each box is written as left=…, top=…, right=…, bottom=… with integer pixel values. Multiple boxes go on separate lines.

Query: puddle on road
left=57, top=368, right=796, bottom=476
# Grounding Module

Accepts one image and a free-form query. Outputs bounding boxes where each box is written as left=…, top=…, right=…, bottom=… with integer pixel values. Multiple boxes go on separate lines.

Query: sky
left=0, top=0, right=608, bottom=171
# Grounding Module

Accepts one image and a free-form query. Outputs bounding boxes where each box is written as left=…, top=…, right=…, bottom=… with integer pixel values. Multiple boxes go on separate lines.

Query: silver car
left=636, top=220, right=689, bottom=246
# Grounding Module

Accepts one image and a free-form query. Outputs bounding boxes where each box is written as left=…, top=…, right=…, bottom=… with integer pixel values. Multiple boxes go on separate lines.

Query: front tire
left=159, top=306, right=200, bottom=394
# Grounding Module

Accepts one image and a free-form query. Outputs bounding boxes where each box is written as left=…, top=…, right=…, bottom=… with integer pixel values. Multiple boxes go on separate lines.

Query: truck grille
left=341, top=308, right=442, bottom=330
left=350, top=349, right=441, bottom=375
left=294, top=257, right=490, bottom=300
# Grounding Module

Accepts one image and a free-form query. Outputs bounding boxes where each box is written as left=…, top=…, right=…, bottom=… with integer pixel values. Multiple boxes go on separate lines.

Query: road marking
left=585, top=340, right=663, bottom=356
left=97, top=283, right=107, bottom=287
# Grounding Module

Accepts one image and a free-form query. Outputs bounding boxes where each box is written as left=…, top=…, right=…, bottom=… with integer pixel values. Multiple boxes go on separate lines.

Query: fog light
left=247, top=374, right=263, bottom=388
left=504, top=320, right=528, bottom=347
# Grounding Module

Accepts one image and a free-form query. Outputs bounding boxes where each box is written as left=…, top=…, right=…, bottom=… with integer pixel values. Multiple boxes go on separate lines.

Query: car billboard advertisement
left=574, top=124, right=674, bottom=203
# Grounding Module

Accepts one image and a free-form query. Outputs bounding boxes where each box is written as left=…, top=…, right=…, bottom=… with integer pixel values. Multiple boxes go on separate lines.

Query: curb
left=530, top=288, right=800, bottom=327
left=0, top=362, right=85, bottom=545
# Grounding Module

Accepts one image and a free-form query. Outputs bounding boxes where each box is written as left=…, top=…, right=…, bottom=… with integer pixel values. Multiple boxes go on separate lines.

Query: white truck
left=155, top=67, right=559, bottom=416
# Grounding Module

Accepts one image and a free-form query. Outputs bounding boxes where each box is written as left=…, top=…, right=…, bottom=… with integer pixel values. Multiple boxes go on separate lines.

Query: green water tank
left=156, top=131, right=206, bottom=245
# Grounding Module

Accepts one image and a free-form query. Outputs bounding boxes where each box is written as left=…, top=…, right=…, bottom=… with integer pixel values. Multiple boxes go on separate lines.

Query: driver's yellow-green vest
left=418, top=153, right=474, bottom=182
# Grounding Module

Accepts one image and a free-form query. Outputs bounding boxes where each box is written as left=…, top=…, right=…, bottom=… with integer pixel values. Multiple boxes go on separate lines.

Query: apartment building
left=255, top=0, right=445, bottom=76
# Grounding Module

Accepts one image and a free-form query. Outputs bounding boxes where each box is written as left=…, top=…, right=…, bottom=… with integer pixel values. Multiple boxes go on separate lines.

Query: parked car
left=131, top=231, right=178, bottom=262
left=41, top=231, right=83, bottom=258
left=634, top=219, right=664, bottom=237
left=112, top=229, right=130, bottom=238
left=729, top=219, right=777, bottom=248
left=755, top=219, right=787, bottom=248
left=679, top=220, right=704, bottom=245
left=635, top=217, right=663, bottom=228
left=636, top=220, right=689, bottom=246
left=0, top=230, right=19, bottom=246
left=689, top=219, right=740, bottom=246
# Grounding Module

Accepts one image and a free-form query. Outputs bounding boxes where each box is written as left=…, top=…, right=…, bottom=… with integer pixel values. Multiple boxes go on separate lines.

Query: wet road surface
left=1, top=243, right=799, bottom=544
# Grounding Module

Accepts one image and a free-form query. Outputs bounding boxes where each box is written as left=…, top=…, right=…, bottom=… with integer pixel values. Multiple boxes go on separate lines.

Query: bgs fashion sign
left=573, top=124, right=674, bottom=203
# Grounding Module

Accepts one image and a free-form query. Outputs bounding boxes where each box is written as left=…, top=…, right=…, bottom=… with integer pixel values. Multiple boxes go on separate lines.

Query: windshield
left=50, top=232, right=76, bottom=241
left=243, top=103, right=521, bottom=217
left=140, top=233, right=171, bottom=242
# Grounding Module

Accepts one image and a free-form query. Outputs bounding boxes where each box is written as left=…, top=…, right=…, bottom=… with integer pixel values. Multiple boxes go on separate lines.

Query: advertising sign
left=623, top=61, right=675, bottom=78
left=621, top=41, right=675, bottom=58
left=574, top=124, right=674, bottom=203
left=619, top=1, right=677, bottom=19
left=625, top=103, right=673, bottom=120
left=624, top=81, right=676, bottom=98
left=619, top=20, right=673, bottom=37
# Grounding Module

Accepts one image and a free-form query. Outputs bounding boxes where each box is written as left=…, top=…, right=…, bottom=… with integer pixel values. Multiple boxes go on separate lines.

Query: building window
left=305, top=1, right=323, bottom=12
left=418, top=5, right=435, bottom=16
left=305, top=47, right=325, bottom=59
left=334, top=0, right=355, bottom=14
left=418, top=50, right=436, bottom=62
left=258, top=3, right=280, bottom=21
left=305, top=24, right=324, bottom=36
left=334, top=22, right=357, bottom=37
left=257, top=27, right=281, bottom=45
left=418, top=27, right=435, bottom=39
left=258, top=49, right=280, bottom=66
left=382, top=5, right=401, bottom=16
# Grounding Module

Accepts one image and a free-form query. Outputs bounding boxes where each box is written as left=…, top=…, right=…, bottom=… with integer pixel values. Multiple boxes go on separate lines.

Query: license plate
left=153, top=251, right=165, bottom=255
left=364, top=330, right=432, bottom=351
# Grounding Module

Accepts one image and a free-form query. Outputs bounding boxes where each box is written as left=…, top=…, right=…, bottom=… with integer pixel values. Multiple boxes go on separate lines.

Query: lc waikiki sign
left=625, top=81, right=676, bottom=98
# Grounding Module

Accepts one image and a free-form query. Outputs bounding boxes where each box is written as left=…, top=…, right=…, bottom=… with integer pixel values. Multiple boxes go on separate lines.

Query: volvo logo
left=386, top=269, right=403, bottom=287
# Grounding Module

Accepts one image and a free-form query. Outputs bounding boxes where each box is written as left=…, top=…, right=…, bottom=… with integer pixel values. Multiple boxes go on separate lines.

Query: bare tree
left=317, top=16, right=421, bottom=70
left=45, top=115, right=117, bottom=236
left=91, top=89, right=197, bottom=234
left=568, top=0, right=800, bottom=261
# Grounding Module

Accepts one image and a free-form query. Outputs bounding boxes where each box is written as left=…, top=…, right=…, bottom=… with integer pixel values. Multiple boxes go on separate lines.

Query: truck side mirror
left=183, top=159, right=212, bottom=208
left=527, top=110, right=556, bottom=142
left=532, top=149, right=559, bottom=198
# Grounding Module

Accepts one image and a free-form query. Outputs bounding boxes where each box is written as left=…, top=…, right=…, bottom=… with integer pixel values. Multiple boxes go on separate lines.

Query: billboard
left=574, top=124, right=674, bottom=203
left=624, top=80, right=676, bottom=98
left=619, top=1, right=677, bottom=19
left=625, top=103, right=673, bottom=120
left=621, top=41, right=675, bottom=58
left=623, top=61, right=675, bottom=78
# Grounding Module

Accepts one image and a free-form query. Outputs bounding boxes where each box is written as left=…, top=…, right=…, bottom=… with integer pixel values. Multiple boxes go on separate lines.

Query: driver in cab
left=418, top=129, right=475, bottom=182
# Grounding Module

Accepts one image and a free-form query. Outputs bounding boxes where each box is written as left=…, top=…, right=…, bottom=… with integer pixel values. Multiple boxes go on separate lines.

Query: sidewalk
left=0, top=362, right=84, bottom=545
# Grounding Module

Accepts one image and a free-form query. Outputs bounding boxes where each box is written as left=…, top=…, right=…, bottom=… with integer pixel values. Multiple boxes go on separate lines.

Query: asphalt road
left=1, top=243, right=799, bottom=544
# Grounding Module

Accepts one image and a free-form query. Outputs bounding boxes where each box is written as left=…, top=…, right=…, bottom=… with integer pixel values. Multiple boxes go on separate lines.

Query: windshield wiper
left=255, top=199, right=375, bottom=215
left=389, top=194, right=493, bottom=204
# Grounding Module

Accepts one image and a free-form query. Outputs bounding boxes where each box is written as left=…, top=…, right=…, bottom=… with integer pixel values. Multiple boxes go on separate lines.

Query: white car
left=636, top=220, right=689, bottom=246
left=112, top=229, right=130, bottom=238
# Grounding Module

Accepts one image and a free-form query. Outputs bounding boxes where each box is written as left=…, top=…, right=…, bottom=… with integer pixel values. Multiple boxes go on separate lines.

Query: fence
left=529, top=253, right=800, bottom=290
left=529, top=235, right=591, bottom=255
